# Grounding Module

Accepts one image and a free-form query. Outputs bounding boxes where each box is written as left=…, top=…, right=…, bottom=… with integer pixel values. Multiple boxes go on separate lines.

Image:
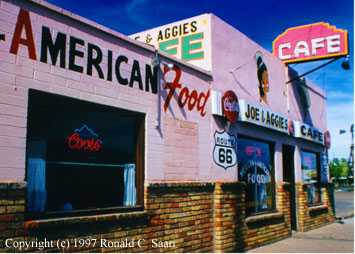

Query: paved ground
left=248, top=218, right=354, bottom=253
left=335, top=190, right=354, bottom=218
left=248, top=189, right=354, bottom=253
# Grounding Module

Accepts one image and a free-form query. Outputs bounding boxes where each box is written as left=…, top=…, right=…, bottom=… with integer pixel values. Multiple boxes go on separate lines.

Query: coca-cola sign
left=222, top=90, right=239, bottom=123
left=67, top=125, right=102, bottom=151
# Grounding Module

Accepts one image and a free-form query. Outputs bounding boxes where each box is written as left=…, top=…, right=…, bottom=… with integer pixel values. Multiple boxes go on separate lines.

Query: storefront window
left=238, top=137, right=275, bottom=216
left=26, top=90, right=145, bottom=219
left=301, top=151, right=321, bottom=205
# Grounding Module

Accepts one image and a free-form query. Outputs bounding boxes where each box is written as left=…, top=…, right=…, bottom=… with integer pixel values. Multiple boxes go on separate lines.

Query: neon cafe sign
left=273, top=22, right=348, bottom=63
left=67, top=125, right=102, bottom=151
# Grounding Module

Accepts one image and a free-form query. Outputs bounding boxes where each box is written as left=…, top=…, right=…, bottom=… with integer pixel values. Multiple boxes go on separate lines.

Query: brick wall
left=0, top=181, right=335, bottom=252
left=214, top=182, right=291, bottom=253
left=0, top=181, right=215, bottom=252
left=296, top=182, right=335, bottom=232
left=276, top=182, right=291, bottom=231
left=0, top=182, right=26, bottom=253
left=146, top=183, right=214, bottom=252
left=243, top=182, right=291, bottom=251
left=214, top=182, right=246, bottom=253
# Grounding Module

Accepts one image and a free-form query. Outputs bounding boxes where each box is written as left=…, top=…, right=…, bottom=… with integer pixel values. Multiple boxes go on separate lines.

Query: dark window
left=238, top=137, right=275, bottom=216
left=26, top=89, right=145, bottom=219
left=301, top=150, right=321, bottom=205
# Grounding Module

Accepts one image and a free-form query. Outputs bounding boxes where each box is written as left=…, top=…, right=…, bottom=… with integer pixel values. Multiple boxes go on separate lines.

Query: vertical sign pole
left=286, top=66, right=290, bottom=112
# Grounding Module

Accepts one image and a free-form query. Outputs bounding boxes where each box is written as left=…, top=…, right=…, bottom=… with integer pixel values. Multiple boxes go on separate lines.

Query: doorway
left=282, top=145, right=297, bottom=231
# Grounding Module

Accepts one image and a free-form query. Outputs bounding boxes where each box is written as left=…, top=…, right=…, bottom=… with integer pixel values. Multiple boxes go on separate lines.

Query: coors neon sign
left=273, top=22, right=348, bottom=64
left=68, top=125, right=102, bottom=151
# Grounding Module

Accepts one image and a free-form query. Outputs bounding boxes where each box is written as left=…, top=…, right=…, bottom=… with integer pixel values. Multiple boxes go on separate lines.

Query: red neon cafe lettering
left=279, top=35, right=341, bottom=61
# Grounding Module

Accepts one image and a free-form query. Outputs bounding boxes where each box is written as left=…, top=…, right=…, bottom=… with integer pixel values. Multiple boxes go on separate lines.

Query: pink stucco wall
left=210, top=15, right=327, bottom=182
left=0, top=1, right=327, bottom=184
left=0, top=0, right=212, bottom=181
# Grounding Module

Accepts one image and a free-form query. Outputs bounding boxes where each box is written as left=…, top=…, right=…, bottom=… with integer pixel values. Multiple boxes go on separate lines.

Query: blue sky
left=45, top=0, right=354, bottom=159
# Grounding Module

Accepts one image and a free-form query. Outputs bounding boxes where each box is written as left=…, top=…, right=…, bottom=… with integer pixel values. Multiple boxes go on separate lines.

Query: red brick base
left=0, top=181, right=335, bottom=252
left=214, top=182, right=291, bottom=252
left=296, top=182, right=335, bottom=232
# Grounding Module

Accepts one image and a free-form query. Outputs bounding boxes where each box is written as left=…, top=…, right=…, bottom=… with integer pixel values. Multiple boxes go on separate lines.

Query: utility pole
left=348, top=124, right=354, bottom=184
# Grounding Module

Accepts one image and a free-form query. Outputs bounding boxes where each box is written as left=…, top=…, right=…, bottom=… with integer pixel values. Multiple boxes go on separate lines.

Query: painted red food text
left=163, top=65, right=209, bottom=117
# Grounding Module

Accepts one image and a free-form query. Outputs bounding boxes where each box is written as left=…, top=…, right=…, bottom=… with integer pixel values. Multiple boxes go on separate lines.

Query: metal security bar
left=46, top=161, right=127, bottom=167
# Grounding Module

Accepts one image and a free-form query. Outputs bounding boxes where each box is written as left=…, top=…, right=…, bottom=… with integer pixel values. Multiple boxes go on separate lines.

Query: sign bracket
left=286, top=57, right=340, bottom=84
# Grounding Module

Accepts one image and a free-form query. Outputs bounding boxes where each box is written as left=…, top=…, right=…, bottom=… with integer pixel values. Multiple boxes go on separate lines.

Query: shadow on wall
left=288, top=68, right=314, bottom=126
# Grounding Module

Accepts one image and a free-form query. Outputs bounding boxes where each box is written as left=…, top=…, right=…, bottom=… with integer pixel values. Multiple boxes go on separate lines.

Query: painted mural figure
left=254, top=52, right=270, bottom=106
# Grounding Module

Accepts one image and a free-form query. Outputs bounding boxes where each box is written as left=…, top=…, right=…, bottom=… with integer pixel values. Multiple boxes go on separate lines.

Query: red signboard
left=273, top=22, right=348, bottom=64
left=288, top=119, right=294, bottom=136
left=222, top=90, right=239, bottom=123
left=325, top=130, right=331, bottom=149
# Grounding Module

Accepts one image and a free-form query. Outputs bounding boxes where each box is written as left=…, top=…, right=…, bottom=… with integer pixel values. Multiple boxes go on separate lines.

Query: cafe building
left=0, top=0, right=337, bottom=252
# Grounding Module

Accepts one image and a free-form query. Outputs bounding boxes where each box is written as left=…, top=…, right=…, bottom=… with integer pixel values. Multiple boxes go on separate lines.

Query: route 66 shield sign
left=213, top=131, right=237, bottom=169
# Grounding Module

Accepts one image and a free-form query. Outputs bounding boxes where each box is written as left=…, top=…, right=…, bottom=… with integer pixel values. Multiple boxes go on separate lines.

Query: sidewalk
left=248, top=218, right=354, bottom=253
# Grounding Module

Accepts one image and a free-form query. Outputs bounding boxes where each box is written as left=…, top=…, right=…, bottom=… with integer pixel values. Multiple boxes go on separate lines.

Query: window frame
left=300, top=149, right=322, bottom=206
left=237, top=135, right=276, bottom=217
left=25, top=89, right=145, bottom=220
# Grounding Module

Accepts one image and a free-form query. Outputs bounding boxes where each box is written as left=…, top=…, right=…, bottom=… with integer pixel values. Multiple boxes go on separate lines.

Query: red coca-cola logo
left=67, top=125, right=102, bottom=151
left=222, top=90, right=239, bottom=123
